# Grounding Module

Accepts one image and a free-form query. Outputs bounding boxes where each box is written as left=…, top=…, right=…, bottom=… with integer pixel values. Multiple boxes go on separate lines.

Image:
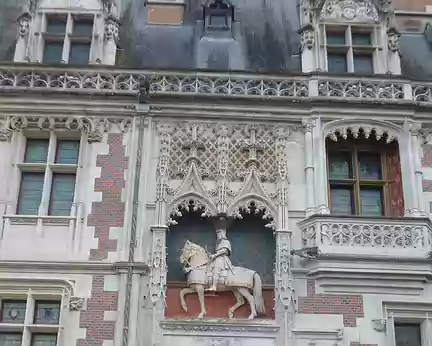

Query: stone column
left=14, top=13, right=32, bottom=62
left=302, top=118, right=316, bottom=216
left=149, top=225, right=168, bottom=346
left=104, top=16, right=120, bottom=65
left=274, top=126, right=295, bottom=346
left=408, top=121, right=426, bottom=216
left=313, top=118, right=330, bottom=214
left=421, top=319, right=432, bottom=346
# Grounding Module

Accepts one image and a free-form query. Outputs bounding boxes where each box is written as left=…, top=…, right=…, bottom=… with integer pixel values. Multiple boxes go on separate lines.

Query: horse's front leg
left=179, top=286, right=196, bottom=312
left=196, top=284, right=206, bottom=319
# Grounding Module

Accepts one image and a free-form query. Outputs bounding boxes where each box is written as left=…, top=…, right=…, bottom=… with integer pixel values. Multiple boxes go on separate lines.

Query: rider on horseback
left=206, top=224, right=234, bottom=291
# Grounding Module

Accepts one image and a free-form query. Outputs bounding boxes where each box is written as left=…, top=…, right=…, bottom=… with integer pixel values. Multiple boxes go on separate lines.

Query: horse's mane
left=180, top=241, right=208, bottom=264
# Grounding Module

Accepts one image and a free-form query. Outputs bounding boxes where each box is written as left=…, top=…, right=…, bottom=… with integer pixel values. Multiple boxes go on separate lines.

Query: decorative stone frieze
left=319, top=0, right=379, bottom=23
left=0, top=115, right=132, bottom=143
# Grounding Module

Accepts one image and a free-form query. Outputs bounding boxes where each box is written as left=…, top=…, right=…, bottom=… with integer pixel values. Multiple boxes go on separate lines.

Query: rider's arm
left=212, top=247, right=228, bottom=259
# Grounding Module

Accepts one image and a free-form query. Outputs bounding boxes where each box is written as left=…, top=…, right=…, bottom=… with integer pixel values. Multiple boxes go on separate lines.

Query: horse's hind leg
left=196, top=284, right=206, bottom=319
left=179, top=286, right=196, bottom=312
left=228, top=289, right=245, bottom=319
left=238, top=287, right=256, bottom=320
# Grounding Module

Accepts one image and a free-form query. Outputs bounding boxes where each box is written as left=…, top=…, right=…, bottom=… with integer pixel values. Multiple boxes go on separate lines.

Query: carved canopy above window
left=319, top=0, right=380, bottom=23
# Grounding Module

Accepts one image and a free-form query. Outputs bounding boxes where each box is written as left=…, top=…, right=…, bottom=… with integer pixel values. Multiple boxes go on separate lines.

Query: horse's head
left=180, top=240, right=209, bottom=266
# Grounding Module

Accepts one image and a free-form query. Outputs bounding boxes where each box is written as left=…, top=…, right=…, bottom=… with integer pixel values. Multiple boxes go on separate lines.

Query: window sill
left=3, top=214, right=78, bottom=225
left=298, top=214, right=432, bottom=260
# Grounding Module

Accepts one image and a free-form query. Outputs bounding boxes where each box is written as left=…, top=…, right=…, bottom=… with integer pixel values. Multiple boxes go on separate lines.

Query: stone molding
left=0, top=115, right=132, bottom=142
left=160, top=319, right=280, bottom=334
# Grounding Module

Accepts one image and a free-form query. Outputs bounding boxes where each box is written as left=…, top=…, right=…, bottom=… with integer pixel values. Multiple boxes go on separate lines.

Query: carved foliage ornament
left=69, top=297, right=84, bottom=311
left=320, top=0, right=380, bottom=23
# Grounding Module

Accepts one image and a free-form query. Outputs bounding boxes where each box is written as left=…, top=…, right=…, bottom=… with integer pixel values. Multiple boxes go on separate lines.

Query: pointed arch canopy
left=323, top=118, right=403, bottom=143
left=227, top=194, right=277, bottom=230
left=167, top=192, right=217, bottom=226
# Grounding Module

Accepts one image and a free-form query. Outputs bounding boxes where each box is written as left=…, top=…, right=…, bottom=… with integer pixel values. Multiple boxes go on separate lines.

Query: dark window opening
left=395, top=323, right=422, bottom=346
left=327, top=131, right=404, bottom=217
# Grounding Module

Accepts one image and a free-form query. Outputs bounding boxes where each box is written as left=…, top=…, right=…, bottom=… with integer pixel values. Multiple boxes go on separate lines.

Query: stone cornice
left=0, top=261, right=150, bottom=275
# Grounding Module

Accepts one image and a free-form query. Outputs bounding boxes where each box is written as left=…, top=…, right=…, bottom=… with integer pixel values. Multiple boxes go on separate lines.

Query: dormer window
left=204, top=0, right=234, bottom=31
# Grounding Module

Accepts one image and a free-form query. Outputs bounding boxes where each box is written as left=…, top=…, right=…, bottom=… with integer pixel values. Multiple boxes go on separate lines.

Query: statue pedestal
left=165, top=286, right=275, bottom=319
left=160, top=319, right=279, bottom=346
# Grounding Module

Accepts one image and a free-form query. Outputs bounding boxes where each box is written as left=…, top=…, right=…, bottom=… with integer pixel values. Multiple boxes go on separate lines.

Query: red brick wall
left=166, top=285, right=275, bottom=319
left=77, top=276, right=118, bottom=346
left=78, top=133, right=129, bottom=346
left=298, top=280, right=364, bottom=327
left=422, top=145, right=432, bottom=192
left=88, top=133, right=129, bottom=261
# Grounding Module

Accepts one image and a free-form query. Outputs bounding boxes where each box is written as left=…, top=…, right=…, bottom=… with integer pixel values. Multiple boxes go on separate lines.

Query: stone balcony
left=0, top=63, right=431, bottom=106
left=298, top=215, right=432, bottom=260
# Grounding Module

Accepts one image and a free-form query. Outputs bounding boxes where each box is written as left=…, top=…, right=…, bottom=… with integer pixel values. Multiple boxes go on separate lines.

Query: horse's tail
left=253, top=272, right=266, bottom=315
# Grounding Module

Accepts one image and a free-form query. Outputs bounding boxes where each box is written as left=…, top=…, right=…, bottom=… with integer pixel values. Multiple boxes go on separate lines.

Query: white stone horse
left=179, top=240, right=266, bottom=320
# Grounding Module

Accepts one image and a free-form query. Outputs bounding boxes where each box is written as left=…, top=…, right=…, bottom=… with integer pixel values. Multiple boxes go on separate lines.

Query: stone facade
left=0, top=1, right=432, bottom=346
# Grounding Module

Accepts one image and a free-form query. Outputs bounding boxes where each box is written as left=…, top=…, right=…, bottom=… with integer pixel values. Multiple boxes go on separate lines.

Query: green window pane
left=34, top=302, right=61, bottom=325
left=326, top=31, right=346, bottom=45
left=330, top=186, right=353, bottom=215
left=0, top=333, right=22, bottom=346
left=43, top=42, right=63, bottom=64
left=73, top=20, right=94, bottom=36
left=24, top=139, right=49, bottom=163
left=31, top=335, right=57, bottom=346
left=360, top=188, right=383, bottom=216
left=55, top=140, right=79, bottom=164
left=395, top=324, right=422, bottom=346
left=1, top=301, right=26, bottom=323
left=18, top=173, right=44, bottom=215
left=328, top=152, right=352, bottom=180
left=69, top=42, right=90, bottom=65
left=352, top=32, right=372, bottom=45
left=46, top=17, right=66, bottom=34
left=358, top=152, right=382, bottom=180
left=49, top=174, right=76, bottom=216
left=354, top=54, right=373, bottom=74
left=328, top=54, right=347, bottom=73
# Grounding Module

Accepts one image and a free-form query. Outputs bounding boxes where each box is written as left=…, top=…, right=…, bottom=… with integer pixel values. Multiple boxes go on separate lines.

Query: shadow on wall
left=0, top=0, right=28, bottom=61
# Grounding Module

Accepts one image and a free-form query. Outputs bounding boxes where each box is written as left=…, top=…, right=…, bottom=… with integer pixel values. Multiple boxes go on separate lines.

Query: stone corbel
left=104, top=16, right=120, bottom=43
left=298, top=24, right=315, bottom=51
left=372, top=318, right=387, bottom=332
left=387, top=27, right=400, bottom=53
left=69, top=297, right=85, bottom=311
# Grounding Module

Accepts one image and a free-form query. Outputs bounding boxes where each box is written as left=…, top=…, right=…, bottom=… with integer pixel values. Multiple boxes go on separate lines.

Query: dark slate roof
left=117, top=0, right=303, bottom=72
left=399, top=33, right=432, bottom=81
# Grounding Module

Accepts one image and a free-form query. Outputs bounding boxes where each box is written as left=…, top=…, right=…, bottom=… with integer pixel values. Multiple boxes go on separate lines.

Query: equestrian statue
left=179, top=213, right=266, bottom=320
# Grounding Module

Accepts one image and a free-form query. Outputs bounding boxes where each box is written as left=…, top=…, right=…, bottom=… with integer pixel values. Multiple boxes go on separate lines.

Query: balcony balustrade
left=0, top=64, right=431, bottom=105
left=298, top=215, right=432, bottom=260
